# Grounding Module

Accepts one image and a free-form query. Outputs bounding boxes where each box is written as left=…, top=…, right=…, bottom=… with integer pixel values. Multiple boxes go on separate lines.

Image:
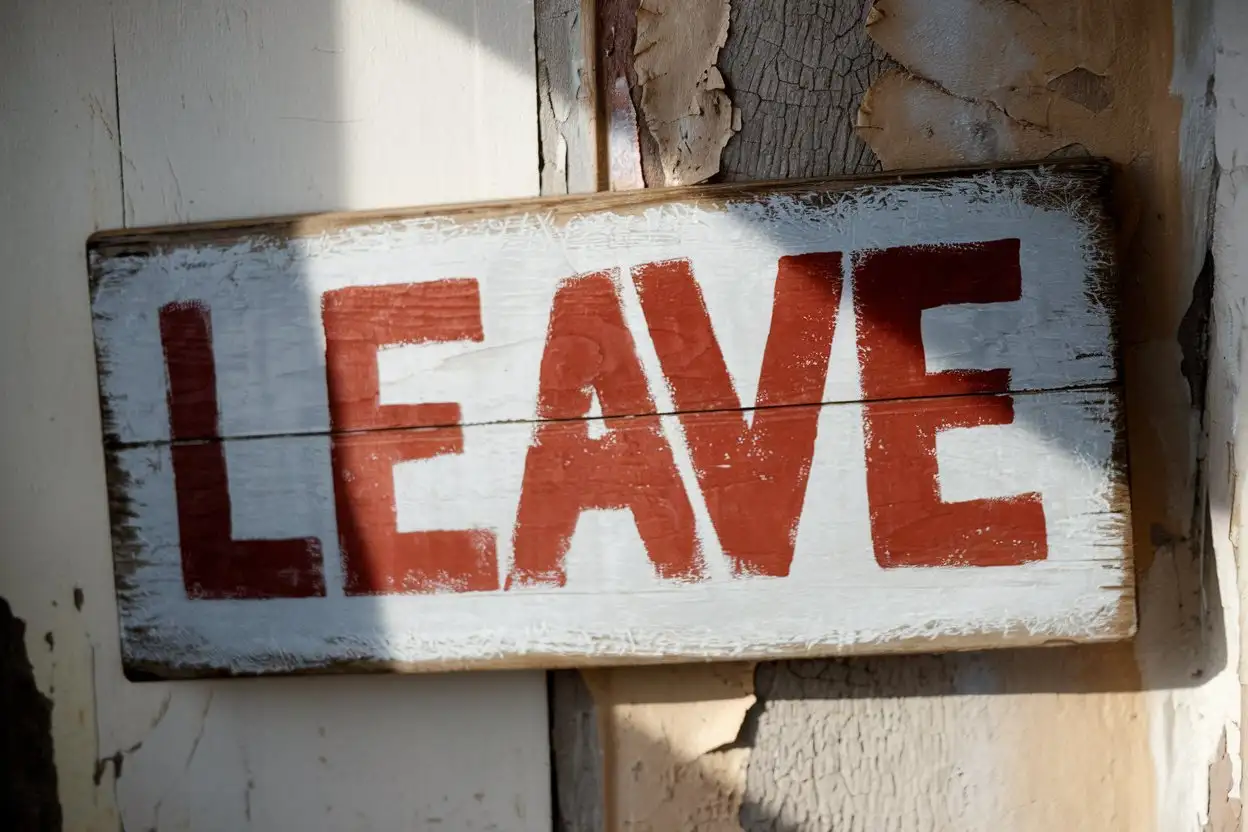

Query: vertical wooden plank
left=115, top=0, right=540, bottom=224
left=551, top=670, right=606, bottom=832
left=90, top=1, right=551, bottom=830
left=538, top=3, right=608, bottom=825
left=0, top=2, right=124, bottom=828
left=538, top=0, right=598, bottom=195
left=598, top=0, right=651, bottom=189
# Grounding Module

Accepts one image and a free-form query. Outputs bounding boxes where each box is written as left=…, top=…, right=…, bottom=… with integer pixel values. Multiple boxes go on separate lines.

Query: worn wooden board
left=87, top=160, right=1133, bottom=678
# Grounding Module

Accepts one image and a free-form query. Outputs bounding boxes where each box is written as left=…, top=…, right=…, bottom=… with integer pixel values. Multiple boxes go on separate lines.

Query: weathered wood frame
left=88, top=158, right=1132, bottom=681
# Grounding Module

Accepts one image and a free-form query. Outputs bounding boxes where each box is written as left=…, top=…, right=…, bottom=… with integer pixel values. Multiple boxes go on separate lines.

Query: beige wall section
left=1, top=1, right=550, bottom=830
left=575, top=1, right=1241, bottom=830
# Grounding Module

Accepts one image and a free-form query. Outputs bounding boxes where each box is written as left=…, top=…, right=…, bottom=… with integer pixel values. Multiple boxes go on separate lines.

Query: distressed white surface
left=114, top=387, right=1128, bottom=672
left=0, top=1, right=549, bottom=830
left=93, top=172, right=1116, bottom=444
left=0, top=2, right=125, bottom=829
left=1195, top=0, right=1248, bottom=825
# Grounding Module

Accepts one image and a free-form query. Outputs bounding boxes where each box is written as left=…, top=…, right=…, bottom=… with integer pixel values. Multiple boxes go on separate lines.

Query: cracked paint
left=1209, top=0, right=1248, bottom=817
left=1204, top=730, right=1242, bottom=832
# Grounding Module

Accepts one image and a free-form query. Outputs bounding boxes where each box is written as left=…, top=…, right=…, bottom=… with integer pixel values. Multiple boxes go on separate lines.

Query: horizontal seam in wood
left=105, top=380, right=1124, bottom=449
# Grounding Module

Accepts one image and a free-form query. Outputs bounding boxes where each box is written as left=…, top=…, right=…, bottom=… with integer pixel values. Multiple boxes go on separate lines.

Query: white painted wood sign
left=88, top=161, right=1133, bottom=678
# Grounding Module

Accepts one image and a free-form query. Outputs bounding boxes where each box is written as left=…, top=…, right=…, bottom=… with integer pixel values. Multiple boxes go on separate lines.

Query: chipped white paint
left=90, top=167, right=1134, bottom=674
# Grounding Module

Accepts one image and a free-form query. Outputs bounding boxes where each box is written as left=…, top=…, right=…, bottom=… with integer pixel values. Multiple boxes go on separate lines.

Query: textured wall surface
left=0, top=1, right=551, bottom=829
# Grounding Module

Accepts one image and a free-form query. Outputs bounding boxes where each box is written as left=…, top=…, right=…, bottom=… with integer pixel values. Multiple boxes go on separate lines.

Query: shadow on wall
left=0, top=599, right=60, bottom=830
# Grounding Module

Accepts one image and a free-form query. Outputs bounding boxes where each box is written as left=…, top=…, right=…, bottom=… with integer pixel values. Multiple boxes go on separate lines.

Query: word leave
left=89, top=162, right=1132, bottom=678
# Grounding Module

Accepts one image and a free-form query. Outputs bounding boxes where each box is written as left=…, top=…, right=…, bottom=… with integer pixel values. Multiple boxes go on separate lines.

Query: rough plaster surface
left=562, top=1, right=1238, bottom=828
left=587, top=648, right=1206, bottom=831
left=744, top=649, right=1155, bottom=831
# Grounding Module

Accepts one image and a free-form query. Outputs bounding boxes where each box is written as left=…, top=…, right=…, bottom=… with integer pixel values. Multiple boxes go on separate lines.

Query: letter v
left=632, top=255, right=842, bottom=577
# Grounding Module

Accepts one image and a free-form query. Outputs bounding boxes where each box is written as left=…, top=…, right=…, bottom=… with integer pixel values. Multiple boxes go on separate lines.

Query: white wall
left=1211, top=0, right=1248, bottom=811
left=0, top=1, right=550, bottom=829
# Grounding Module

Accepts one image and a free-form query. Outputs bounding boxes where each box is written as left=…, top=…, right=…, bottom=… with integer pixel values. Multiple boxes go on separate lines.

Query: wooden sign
left=88, top=160, right=1133, bottom=678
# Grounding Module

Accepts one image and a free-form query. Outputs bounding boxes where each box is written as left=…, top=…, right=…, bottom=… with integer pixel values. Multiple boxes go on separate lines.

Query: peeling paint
left=633, top=0, right=736, bottom=185
left=1204, top=730, right=1242, bottom=832
left=553, top=0, right=1238, bottom=828
left=1048, top=68, right=1115, bottom=114
left=1209, top=0, right=1248, bottom=814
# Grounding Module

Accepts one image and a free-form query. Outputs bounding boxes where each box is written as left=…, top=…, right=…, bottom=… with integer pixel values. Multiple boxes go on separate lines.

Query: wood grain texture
left=598, top=0, right=653, bottom=189
left=88, top=162, right=1132, bottom=678
left=538, top=0, right=598, bottom=196
left=109, top=387, right=1132, bottom=676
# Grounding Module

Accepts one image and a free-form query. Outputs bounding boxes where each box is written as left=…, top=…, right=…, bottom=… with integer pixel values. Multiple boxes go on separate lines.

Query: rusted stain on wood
left=598, top=0, right=651, bottom=189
